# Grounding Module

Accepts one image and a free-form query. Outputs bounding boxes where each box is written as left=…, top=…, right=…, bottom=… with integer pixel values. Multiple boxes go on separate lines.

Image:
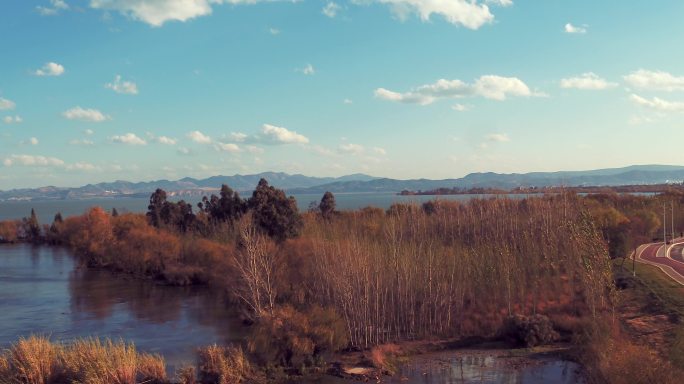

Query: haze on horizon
left=1, top=0, right=684, bottom=189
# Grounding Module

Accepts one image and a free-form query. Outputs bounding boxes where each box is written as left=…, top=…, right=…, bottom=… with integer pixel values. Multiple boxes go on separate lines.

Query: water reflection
left=380, top=353, right=584, bottom=384
left=0, top=244, right=243, bottom=372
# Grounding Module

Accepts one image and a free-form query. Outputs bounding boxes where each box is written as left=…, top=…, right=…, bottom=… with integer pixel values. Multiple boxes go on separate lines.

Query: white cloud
left=89, top=0, right=264, bottom=27
left=343, top=98, right=353, bottom=104
left=485, top=133, right=510, bottom=142
left=485, top=0, right=512, bottom=6
left=0, top=97, right=16, bottom=110
left=565, top=23, right=587, bottom=34
left=299, top=63, right=315, bottom=75
left=3, top=154, right=65, bottom=167
left=214, top=142, right=241, bottom=153
left=29, top=137, right=39, bottom=145
left=84, top=129, right=94, bottom=135
left=63, top=106, right=110, bottom=122
left=451, top=103, right=470, bottom=111
left=624, top=69, right=684, bottom=92
left=310, top=145, right=335, bottom=156
left=246, top=145, right=264, bottom=154
left=89, top=0, right=214, bottom=27
left=67, top=162, right=98, bottom=171
left=339, top=143, right=365, bottom=154
left=322, top=2, right=341, bottom=18
left=3, top=115, right=22, bottom=124
left=260, top=124, right=309, bottom=144
left=155, top=136, right=177, bottom=145
left=69, top=139, right=95, bottom=146
left=374, top=88, right=434, bottom=105
left=372, top=0, right=496, bottom=30
left=187, top=130, right=212, bottom=144
left=36, top=0, right=69, bottom=15
left=376, top=75, right=539, bottom=105
left=34, top=62, right=65, bottom=76
left=630, top=94, right=684, bottom=112
left=560, top=72, right=617, bottom=90
left=52, top=0, right=69, bottom=9
left=228, top=132, right=248, bottom=142
left=105, top=75, right=139, bottom=94
left=269, top=27, right=280, bottom=35
left=111, top=133, right=147, bottom=145
left=373, top=146, right=387, bottom=155
left=471, top=76, right=538, bottom=100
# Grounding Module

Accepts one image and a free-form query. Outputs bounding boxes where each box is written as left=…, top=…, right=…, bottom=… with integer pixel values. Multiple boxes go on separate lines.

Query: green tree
left=23, top=208, right=42, bottom=243
left=319, top=191, right=337, bottom=220
left=248, top=179, right=303, bottom=242
left=198, top=184, right=246, bottom=224
left=147, top=188, right=167, bottom=228
left=47, top=212, right=64, bottom=244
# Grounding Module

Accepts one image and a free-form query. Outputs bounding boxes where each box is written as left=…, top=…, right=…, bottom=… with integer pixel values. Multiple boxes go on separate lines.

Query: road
left=636, top=240, right=684, bottom=285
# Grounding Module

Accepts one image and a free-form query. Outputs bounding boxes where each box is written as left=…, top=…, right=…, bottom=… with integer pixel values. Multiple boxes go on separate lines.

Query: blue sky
left=1, top=0, right=684, bottom=189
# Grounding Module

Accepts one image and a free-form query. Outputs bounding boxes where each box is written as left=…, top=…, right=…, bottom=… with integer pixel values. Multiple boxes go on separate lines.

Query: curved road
left=636, top=242, right=684, bottom=285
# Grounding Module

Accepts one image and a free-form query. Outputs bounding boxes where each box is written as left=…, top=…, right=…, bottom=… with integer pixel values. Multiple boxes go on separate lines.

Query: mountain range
left=1, top=165, right=683, bottom=201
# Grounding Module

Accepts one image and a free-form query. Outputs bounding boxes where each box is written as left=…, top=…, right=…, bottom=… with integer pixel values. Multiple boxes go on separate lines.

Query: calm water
left=0, top=193, right=519, bottom=223
left=0, top=244, right=242, bottom=373
left=0, top=244, right=583, bottom=383
left=313, top=353, right=584, bottom=384
left=381, top=353, right=583, bottom=384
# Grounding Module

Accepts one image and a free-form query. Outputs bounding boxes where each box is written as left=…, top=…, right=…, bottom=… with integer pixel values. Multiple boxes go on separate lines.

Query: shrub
left=370, top=344, right=404, bottom=375
left=175, top=366, right=196, bottom=384
left=61, top=338, right=137, bottom=384
left=5, top=335, right=60, bottom=384
left=501, top=314, right=559, bottom=347
left=137, top=353, right=167, bottom=384
left=248, top=305, right=348, bottom=368
left=0, top=220, right=21, bottom=243
left=197, top=345, right=252, bottom=384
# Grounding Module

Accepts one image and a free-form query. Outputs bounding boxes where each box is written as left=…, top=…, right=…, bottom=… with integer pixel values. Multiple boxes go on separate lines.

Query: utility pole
left=672, top=201, right=676, bottom=241
left=633, top=247, right=636, bottom=277
left=663, top=203, right=667, bottom=244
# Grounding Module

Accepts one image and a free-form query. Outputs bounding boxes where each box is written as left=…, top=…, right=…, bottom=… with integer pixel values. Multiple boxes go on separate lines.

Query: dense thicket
left=305, top=197, right=613, bottom=347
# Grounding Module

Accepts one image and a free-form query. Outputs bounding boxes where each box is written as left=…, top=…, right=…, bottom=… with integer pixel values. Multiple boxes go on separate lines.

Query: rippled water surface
left=0, top=244, right=242, bottom=372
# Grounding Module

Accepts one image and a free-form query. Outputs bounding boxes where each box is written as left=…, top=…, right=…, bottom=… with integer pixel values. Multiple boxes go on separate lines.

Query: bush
left=197, top=345, right=253, bottom=384
left=501, top=314, right=559, bottom=347
left=248, top=305, right=348, bottom=368
left=0, top=336, right=168, bottom=384
left=4, top=335, right=60, bottom=384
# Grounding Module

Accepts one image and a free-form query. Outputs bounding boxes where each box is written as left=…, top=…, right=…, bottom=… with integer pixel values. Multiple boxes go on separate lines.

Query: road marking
left=635, top=243, right=684, bottom=286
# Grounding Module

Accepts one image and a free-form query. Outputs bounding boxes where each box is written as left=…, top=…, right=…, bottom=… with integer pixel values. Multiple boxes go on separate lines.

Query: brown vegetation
left=0, top=336, right=166, bottom=384
left=4, top=184, right=684, bottom=383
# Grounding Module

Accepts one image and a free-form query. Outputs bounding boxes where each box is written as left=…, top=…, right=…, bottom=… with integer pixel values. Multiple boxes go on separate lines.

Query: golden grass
left=4, top=335, right=59, bottom=384
left=197, top=345, right=252, bottom=384
left=0, top=336, right=167, bottom=384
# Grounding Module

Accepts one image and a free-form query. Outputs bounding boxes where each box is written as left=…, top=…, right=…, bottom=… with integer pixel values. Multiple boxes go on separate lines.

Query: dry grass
left=197, top=345, right=252, bottom=384
left=4, top=335, right=59, bottom=384
left=175, top=366, right=196, bottom=384
left=137, top=353, right=167, bottom=383
left=369, top=344, right=404, bottom=375
left=580, top=323, right=681, bottom=384
left=0, top=336, right=167, bottom=384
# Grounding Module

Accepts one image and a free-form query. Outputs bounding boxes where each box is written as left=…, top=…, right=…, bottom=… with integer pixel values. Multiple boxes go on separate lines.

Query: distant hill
left=1, top=165, right=683, bottom=201
left=0, top=172, right=379, bottom=201
left=287, top=165, right=684, bottom=194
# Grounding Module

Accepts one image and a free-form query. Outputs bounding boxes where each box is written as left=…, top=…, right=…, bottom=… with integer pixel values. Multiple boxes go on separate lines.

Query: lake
left=0, top=193, right=523, bottom=223
left=0, top=244, right=243, bottom=373
left=1, top=244, right=584, bottom=383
